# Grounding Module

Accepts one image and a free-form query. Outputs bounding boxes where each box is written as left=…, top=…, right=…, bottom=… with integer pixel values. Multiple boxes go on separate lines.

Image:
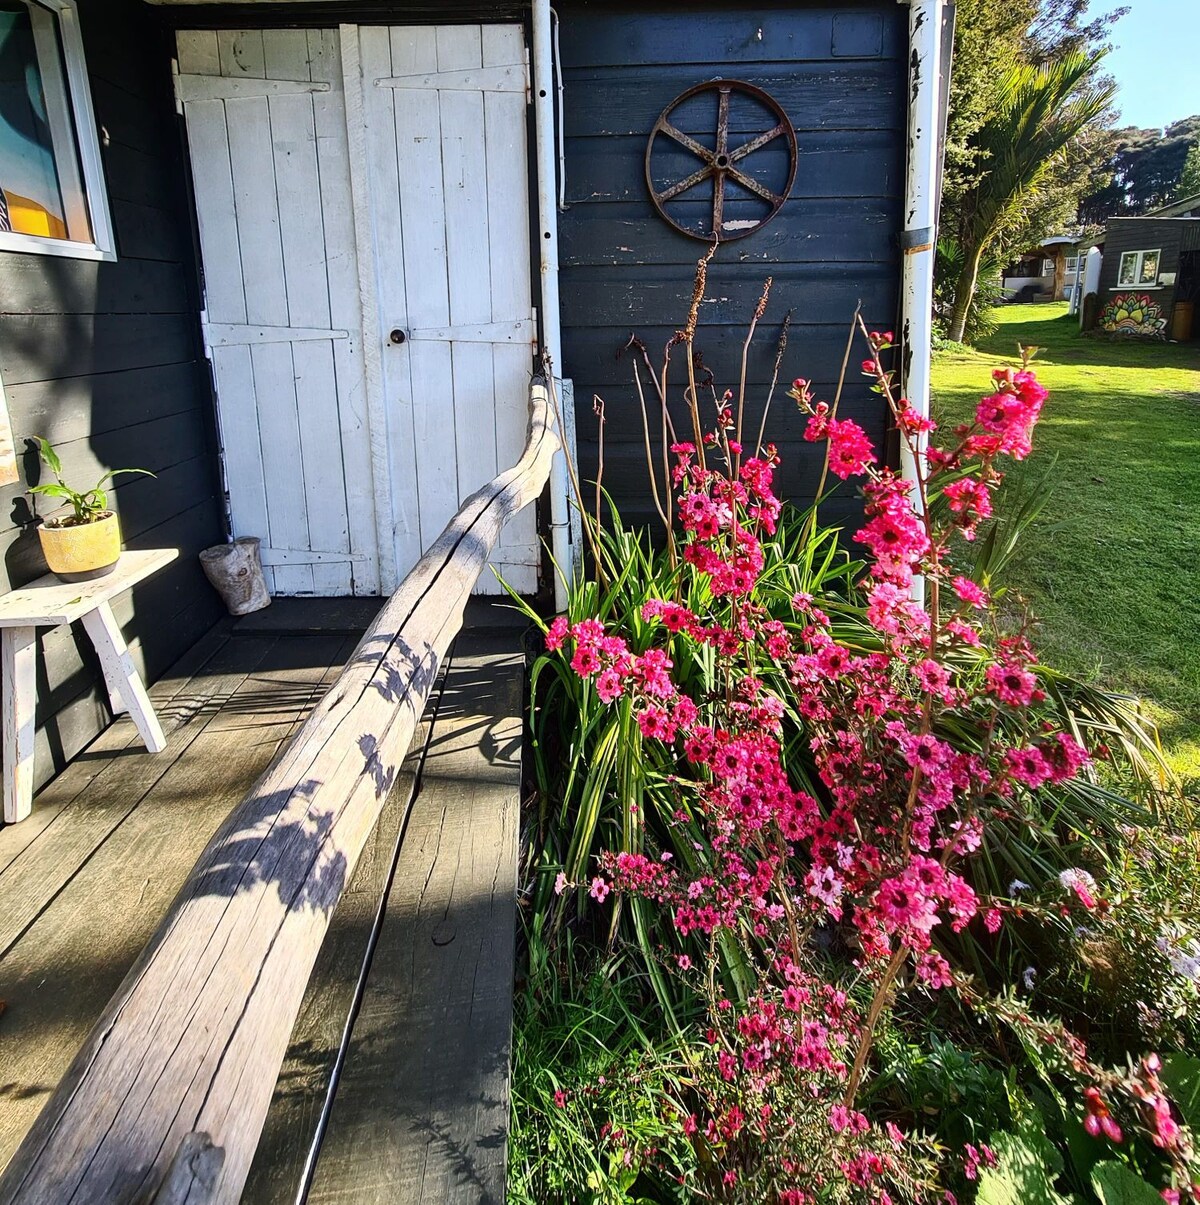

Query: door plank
left=227, top=90, right=313, bottom=595
left=483, top=25, right=538, bottom=590
left=176, top=30, right=221, bottom=77
left=217, top=29, right=266, bottom=79
left=439, top=80, right=498, bottom=511
left=341, top=24, right=400, bottom=592
left=210, top=345, right=273, bottom=584
left=360, top=26, right=421, bottom=583
left=267, top=28, right=352, bottom=596
left=310, top=28, right=380, bottom=596
left=389, top=26, right=457, bottom=557
left=184, top=99, right=246, bottom=323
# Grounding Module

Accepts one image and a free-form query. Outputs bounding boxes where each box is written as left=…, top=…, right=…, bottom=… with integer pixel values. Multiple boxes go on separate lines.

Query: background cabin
left=1089, top=214, right=1200, bottom=340
left=1001, top=235, right=1079, bottom=302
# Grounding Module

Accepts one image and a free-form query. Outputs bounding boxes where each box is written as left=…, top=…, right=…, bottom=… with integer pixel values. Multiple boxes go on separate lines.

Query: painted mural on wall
left=1098, top=292, right=1167, bottom=338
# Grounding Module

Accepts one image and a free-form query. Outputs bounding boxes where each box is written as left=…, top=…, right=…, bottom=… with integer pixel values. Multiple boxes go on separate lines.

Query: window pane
left=0, top=3, right=69, bottom=240
left=1118, top=253, right=1137, bottom=285
left=1139, top=250, right=1160, bottom=284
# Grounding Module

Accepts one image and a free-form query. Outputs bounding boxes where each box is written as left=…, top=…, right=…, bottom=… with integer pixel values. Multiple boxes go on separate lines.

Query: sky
left=1094, top=0, right=1200, bottom=130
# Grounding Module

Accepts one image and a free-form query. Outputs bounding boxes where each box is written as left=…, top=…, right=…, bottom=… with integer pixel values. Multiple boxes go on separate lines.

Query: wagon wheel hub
left=645, top=79, right=798, bottom=242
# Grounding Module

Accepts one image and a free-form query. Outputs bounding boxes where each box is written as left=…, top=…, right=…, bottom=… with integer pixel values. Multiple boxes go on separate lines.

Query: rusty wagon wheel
left=644, top=79, right=798, bottom=242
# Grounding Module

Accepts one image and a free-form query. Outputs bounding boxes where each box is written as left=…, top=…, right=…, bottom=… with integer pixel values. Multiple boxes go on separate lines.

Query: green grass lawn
left=930, top=303, right=1200, bottom=786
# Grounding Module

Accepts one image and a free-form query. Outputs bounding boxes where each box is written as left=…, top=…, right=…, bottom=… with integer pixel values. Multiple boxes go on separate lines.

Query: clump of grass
left=931, top=303, right=1200, bottom=789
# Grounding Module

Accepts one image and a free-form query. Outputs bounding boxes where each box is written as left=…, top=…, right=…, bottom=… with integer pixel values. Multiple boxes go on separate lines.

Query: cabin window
left=1118, top=248, right=1162, bottom=287
left=1041, top=258, right=1055, bottom=277
left=0, top=0, right=114, bottom=260
left=1064, top=256, right=1079, bottom=276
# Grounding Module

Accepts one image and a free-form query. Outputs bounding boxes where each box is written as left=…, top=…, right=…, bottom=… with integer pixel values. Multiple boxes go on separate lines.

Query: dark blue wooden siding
left=1095, top=217, right=1189, bottom=322
left=558, top=1, right=906, bottom=531
left=0, top=0, right=225, bottom=797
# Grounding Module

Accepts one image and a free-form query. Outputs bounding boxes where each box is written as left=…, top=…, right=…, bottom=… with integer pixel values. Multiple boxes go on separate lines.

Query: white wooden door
left=178, top=25, right=540, bottom=598
left=177, top=29, right=380, bottom=597
left=356, top=24, right=538, bottom=596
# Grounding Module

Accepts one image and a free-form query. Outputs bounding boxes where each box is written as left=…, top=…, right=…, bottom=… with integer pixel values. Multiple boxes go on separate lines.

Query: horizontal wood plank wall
left=0, top=0, right=224, bottom=799
left=1096, top=217, right=1189, bottom=316
left=557, top=0, right=905, bottom=532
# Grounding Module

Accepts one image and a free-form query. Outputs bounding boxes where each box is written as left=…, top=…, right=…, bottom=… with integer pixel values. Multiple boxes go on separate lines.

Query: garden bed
left=507, top=278, right=1200, bottom=1205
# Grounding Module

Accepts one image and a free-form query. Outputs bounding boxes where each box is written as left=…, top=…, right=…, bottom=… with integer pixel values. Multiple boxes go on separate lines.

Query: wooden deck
left=0, top=601, right=526, bottom=1203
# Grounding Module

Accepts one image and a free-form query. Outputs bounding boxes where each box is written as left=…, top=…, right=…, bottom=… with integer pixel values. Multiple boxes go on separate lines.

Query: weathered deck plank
left=0, top=628, right=277, bottom=955
left=244, top=632, right=524, bottom=1204
left=0, top=631, right=358, bottom=1170
left=0, top=620, right=233, bottom=876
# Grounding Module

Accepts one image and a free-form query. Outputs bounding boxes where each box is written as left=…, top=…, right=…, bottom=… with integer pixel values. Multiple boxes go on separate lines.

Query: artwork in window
left=1118, top=252, right=1137, bottom=286
left=1138, top=249, right=1160, bottom=284
left=0, top=0, right=109, bottom=257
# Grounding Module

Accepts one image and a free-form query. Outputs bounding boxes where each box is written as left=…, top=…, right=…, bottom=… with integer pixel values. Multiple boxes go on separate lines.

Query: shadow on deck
left=0, top=598, right=528, bottom=1204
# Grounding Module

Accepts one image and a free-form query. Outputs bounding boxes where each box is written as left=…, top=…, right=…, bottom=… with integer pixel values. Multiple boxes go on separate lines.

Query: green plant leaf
left=34, top=436, right=62, bottom=477
left=1161, top=1054, right=1200, bottom=1131
left=28, top=483, right=74, bottom=500
left=977, top=1113, right=1071, bottom=1205
left=1089, top=1161, right=1164, bottom=1205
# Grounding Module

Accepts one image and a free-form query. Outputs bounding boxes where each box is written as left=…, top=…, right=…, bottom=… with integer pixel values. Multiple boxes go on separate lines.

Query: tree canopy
left=1078, top=117, right=1200, bottom=222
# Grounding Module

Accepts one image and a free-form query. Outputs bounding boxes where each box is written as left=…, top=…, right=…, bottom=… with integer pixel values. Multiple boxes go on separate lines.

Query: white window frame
left=1041, top=258, right=1055, bottom=277
left=0, top=0, right=115, bottom=262
left=1118, top=248, right=1162, bottom=288
left=1064, top=255, right=1078, bottom=275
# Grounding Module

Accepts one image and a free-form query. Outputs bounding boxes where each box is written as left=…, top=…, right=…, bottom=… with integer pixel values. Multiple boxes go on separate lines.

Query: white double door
left=177, top=25, right=539, bottom=596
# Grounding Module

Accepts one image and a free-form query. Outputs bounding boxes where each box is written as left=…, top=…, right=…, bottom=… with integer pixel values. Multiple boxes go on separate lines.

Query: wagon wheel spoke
left=712, top=171, right=726, bottom=239
left=658, top=120, right=715, bottom=164
left=657, top=163, right=714, bottom=203
left=725, top=164, right=784, bottom=206
left=729, top=122, right=787, bottom=163
left=715, top=86, right=731, bottom=158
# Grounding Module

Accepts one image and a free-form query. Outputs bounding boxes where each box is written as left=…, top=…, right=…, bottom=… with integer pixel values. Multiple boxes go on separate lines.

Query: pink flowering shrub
left=513, top=277, right=1192, bottom=1201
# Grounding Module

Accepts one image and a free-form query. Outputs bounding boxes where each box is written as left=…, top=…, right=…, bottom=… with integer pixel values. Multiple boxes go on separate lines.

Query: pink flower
left=589, top=876, right=610, bottom=904
left=1005, top=745, right=1052, bottom=788
left=952, top=575, right=988, bottom=607
left=825, top=418, right=877, bottom=480
left=553, top=1089, right=567, bottom=1108
left=570, top=644, right=602, bottom=677
left=554, top=871, right=568, bottom=896
left=1060, top=867, right=1098, bottom=909
left=986, top=661, right=1037, bottom=707
left=595, top=667, right=624, bottom=703
left=545, top=614, right=569, bottom=651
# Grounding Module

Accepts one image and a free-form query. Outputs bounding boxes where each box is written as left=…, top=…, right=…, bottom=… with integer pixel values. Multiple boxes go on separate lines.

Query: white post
left=899, top=0, right=945, bottom=608
left=532, top=0, right=574, bottom=611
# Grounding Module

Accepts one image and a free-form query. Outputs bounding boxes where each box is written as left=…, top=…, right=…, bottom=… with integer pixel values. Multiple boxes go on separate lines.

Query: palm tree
left=945, top=52, right=1116, bottom=343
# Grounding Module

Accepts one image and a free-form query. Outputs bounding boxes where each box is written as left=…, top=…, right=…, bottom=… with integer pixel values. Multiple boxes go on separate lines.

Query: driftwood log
left=0, top=384, right=558, bottom=1205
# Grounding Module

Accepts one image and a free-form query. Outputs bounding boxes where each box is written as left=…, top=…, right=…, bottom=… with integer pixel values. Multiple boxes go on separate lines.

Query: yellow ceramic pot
left=37, top=511, right=122, bottom=582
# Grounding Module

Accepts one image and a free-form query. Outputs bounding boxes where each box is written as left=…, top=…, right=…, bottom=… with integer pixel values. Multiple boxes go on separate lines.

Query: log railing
left=0, top=384, right=559, bottom=1205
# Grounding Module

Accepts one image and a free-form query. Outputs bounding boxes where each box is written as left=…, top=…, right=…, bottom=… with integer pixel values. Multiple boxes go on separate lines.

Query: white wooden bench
left=0, top=548, right=179, bottom=824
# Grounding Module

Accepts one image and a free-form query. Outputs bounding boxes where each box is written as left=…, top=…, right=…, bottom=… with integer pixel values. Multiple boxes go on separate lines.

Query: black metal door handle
left=389, top=329, right=406, bottom=345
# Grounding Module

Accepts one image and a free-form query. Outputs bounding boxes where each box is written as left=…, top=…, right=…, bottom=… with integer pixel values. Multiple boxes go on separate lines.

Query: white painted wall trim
left=899, top=0, right=945, bottom=608
left=532, top=0, right=575, bottom=610
left=0, top=0, right=116, bottom=263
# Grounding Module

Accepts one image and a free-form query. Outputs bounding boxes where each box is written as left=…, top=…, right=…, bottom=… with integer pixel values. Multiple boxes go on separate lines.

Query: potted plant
left=28, top=438, right=154, bottom=582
